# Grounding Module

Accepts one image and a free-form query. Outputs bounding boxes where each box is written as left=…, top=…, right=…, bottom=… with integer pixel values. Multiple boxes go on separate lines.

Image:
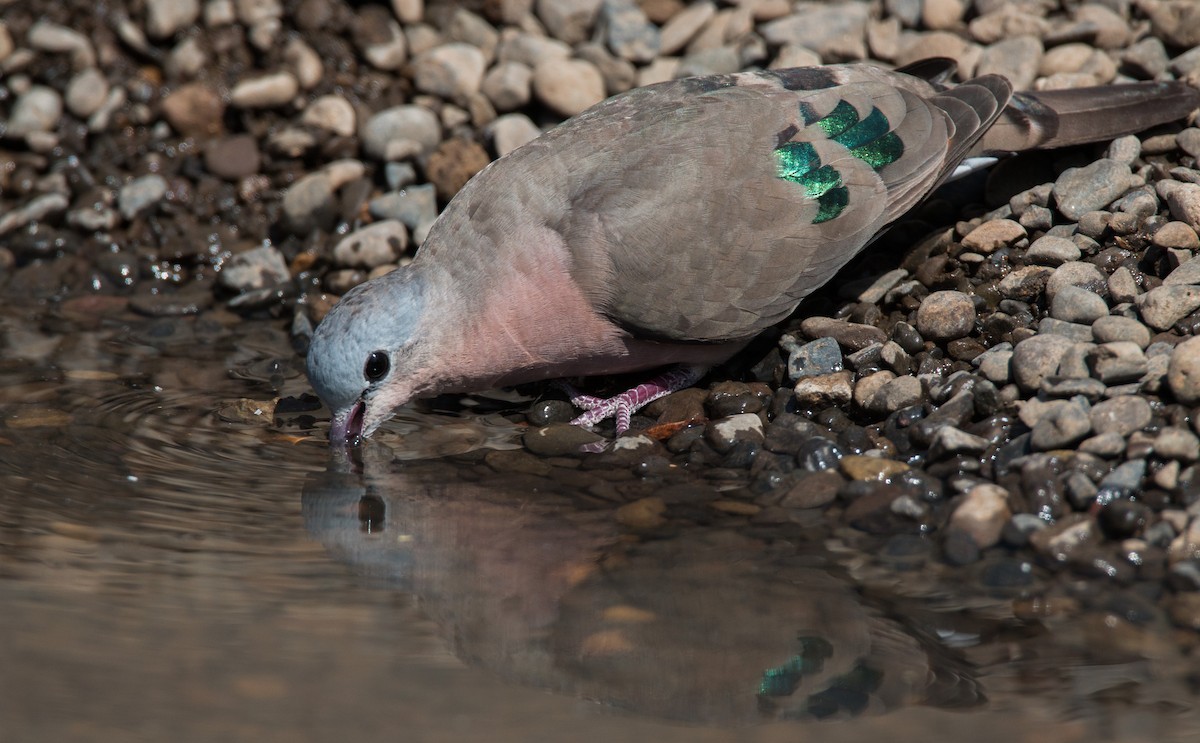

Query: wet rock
left=793, top=371, right=853, bottom=407
left=362, top=105, right=441, bottom=161
left=1089, top=395, right=1151, bottom=437
left=532, top=58, right=606, bottom=117
left=778, top=470, right=842, bottom=509
left=799, top=317, right=886, bottom=350
left=704, top=412, right=763, bottom=454
left=861, top=374, right=923, bottom=415
left=997, top=265, right=1053, bottom=300
left=1168, top=336, right=1200, bottom=404
left=1136, top=285, right=1200, bottom=330
left=1049, top=285, right=1108, bottom=324
left=333, top=221, right=408, bottom=269
left=524, top=423, right=605, bottom=456
left=1046, top=261, right=1107, bottom=300
left=781, top=335, right=842, bottom=381
left=1096, top=459, right=1146, bottom=504
left=950, top=483, right=1011, bottom=549
left=615, top=496, right=667, bottom=529
left=840, top=455, right=909, bottom=482
left=218, top=245, right=290, bottom=294
left=796, top=437, right=844, bottom=472
left=916, top=290, right=976, bottom=341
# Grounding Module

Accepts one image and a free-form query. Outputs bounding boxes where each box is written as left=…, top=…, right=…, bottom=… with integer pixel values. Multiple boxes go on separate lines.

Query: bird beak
left=329, top=400, right=366, bottom=445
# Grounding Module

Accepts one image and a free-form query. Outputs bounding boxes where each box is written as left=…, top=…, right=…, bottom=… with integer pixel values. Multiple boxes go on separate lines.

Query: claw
left=562, top=365, right=707, bottom=435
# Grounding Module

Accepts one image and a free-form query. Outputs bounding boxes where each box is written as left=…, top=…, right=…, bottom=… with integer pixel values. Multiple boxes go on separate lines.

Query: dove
left=306, top=58, right=1200, bottom=444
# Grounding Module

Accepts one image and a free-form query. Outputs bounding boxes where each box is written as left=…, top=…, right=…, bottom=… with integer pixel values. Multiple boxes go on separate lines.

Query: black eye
left=364, top=351, right=389, bottom=382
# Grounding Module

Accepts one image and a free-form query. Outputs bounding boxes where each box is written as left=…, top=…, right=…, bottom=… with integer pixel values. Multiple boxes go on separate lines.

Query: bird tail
left=974, top=81, right=1200, bottom=154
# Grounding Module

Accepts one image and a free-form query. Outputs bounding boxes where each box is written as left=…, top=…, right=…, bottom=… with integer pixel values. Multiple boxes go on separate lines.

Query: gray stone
left=368, top=185, right=437, bottom=230
left=0, top=193, right=69, bottom=236
left=1053, top=159, right=1136, bottom=220
left=916, top=290, right=976, bottom=341
left=1087, top=341, right=1149, bottom=385
left=781, top=335, right=843, bottom=381
left=146, top=0, right=200, bottom=38
left=1045, top=261, right=1108, bottom=300
left=1031, top=400, right=1092, bottom=450
left=1164, top=254, right=1200, bottom=286
left=1108, top=266, right=1139, bottom=303
left=760, top=2, right=869, bottom=59
left=1049, top=285, right=1109, bottom=324
left=1155, top=222, right=1200, bottom=251
left=975, top=344, right=1013, bottom=384
left=488, top=113, right=541, bottom=157
left=333, top=220, right=408, bottom=269
left=532, top=58, right=606, bottom=117
left=1090, top=395, right=1152, bottom=436
left=793, top=371, right=853, bottom=408
left=1168, top=336, right=1200, bottom=404
left=537, top=0, right=603, bottom=45
left=1099, top=459, right=1146, bottom=495
left=362, top=105, right=441, bottom=160
left=1037, top=318, right=1095, bottom=343
left=1026, top=235, right=1081, bottom=266
left=301, top=95, right=356, bottom=137
left=26, top=20, right=95, bottom=67
left=413, top=43, right=486, bottom=102
left=219, top=244, right=290, bottom=292
left=864, top=374, right=923, bottom=414
left=997, top=265, right=1053, bottom=300
left=1156, top=427, right=1200, bottom=462
left=281, top=173, right=335, bottom=234
left=976, top=34, right=1041, bottom=89
left=481, top=61, right=532, bottom=112
left=1136, top=285, right=1200, bottom=330
left=1011, top=334, right=1077, bottom=391
left=1091, top=315, right=1151, bottom=348
left=1158, top=181, right=1200, bottom=230
left=599, top=0, right=660, bottom=63
left=64, top=69, right=109, bottom=119
left=6, top=86, right=62, bottom=137
left=118, top=175, right=168, bottom=220
left=960, top=218, right=1026, bottom=253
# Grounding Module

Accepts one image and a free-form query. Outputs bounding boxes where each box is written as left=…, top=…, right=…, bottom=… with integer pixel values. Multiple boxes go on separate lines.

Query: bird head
left=306, top=267, right=428, bottom=445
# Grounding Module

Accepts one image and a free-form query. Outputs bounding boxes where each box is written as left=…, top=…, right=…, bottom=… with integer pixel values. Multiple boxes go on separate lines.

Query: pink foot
left=560, top=365, right=707, bottom=435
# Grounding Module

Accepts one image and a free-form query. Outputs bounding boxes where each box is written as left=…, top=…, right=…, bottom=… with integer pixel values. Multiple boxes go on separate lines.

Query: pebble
left=960, top=218, right=1026, bottom=253
left=1025, top=235, right=1081, bottom=266
left=1108, top=266, right=1139, bottom=304
left=161, top=82, right=224, bottom=138
left=64, top=69, right=109, bottom=119
left=413, top=43, right=486, bottom=102
left=1158, top=181, right=1200, bottom=230
left=230, top=72, right=299, bottom=109
left=1155, top=222, right=1200, bottom=251
left=204, top=135, right=261, bottom=180
left=793, top=371, right=853, bottom=408
left=146, top=0, right=200, bottom=38
left=488, top=113, right=541, bottom=156
left=333, top=220, right=408, bottom=269
left=524, top=423, right=605, bottom=456
left=659, top=1, right=715, bottom=55
left=281, top=173, right=336, bottom=234
left=284, top=37, right=324, bottom=89
left=1045, top=261, right=1108, bottom=300
left=1030, top=400, right=1091, bottom=450
left=1049, top=285, right=1108, bottom=324
left=781, top=335, right=842, bottom=381
left=301, top=95, right=356, bottom=137
left=1091, top=316, right=1151, bottom=348
left=705, top=412, right=764, bottom=453
left=0, top=193, right=69, bottom=236
left=949, top=484, right=1011, bottom=549
left=369, top=185, right=437, bottom=230
left=532, top=58, right=606, bottom=117
left=538, top=0, right=603, bottom=45
left=615, top=497, right=667, bottom=530
left=1053, top=159, right=1136, bottom=220
left=998, top=265, right=1053, bottom=300
left=482, top=62, right=533, bottom=112
left=1011, top=334, right=1076, bottom=391
left=760, top=2, right=868, bottom=59
left=1155, top=427, right=1200, bottom=462
left=118, top=175, right=168, bottom=220
left=218, top=244, right=290, bottom=292
left=1087, top=341, right=1148, bottom=384
left=1136, top=285, right=1200, bottom=330
left=798, top=317, right=887, bottom=350
left=916, top=290, right=976, bottom=341
left=7, top=86, right=62, bottom=137
left=426, top=138, right=490, bottom=200
left=1168, top=336, right=1200, bottom=404
left=862, top=375, right=923, bottom=415
left=839, top=456, right=909, bottom=483
left=26, top=20, right=95, bottom=67
left=361, top=105, right=442, bottom=160
left=777, top=470, right=842, bottom=509
left=600, top=0, right=661, bottom=63
left=1089, top=395, right=1151, bottom=437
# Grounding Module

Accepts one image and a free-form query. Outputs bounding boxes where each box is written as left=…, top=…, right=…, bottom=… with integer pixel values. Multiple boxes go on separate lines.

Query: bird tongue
left=330, top=400, right=365, bottom=445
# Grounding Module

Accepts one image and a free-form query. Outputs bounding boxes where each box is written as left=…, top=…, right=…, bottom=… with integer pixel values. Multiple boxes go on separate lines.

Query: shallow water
left=1, top=301, right=1197, bottom=742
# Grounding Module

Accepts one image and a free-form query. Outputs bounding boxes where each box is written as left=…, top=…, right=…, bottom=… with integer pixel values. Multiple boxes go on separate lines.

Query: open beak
left=329, top=400, right=365, bottom=445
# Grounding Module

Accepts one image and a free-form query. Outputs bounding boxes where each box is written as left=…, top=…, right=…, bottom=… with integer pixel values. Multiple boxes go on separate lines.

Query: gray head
left=306, top=267, right=427, bottom=444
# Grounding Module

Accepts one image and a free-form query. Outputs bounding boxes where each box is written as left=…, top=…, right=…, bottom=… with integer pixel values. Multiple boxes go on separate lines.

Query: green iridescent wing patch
left=775, top=100, right=905, bottom=224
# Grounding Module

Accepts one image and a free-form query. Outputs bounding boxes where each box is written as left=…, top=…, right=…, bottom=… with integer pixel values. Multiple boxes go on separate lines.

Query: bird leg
left=558, top=365, right=707, bottom=435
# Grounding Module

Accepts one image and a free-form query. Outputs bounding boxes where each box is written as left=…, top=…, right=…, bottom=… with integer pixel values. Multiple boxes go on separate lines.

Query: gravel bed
left=4, top=0, right=1200, bottom=632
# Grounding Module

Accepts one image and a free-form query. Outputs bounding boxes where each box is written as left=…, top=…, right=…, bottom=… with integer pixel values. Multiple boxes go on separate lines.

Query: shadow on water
left=0, top=301, right=1197, bottom=741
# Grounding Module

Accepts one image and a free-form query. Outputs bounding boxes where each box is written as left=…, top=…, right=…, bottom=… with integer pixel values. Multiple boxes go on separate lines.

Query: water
left=1, top=300, right=1197, bottom=742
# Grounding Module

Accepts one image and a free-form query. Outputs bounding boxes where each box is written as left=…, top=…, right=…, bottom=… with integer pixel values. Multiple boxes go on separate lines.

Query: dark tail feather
left=974, top=80, right=1200, bottom=154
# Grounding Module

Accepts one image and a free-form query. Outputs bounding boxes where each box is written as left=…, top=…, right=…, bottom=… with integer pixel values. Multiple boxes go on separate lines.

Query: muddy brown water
left=0, top=301, right=1196, bottom=743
